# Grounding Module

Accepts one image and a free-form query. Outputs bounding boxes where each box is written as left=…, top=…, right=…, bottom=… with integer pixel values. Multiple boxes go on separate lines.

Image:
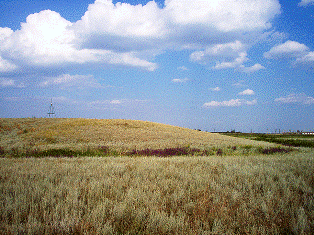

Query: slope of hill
left=0, top=118, right=274, bottom=156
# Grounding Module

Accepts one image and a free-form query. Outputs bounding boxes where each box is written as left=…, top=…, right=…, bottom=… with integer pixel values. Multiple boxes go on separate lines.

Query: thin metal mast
left=47, top=99, right=55, bottom=118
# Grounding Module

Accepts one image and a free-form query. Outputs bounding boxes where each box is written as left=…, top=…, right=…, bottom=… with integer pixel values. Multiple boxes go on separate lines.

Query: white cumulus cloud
left=210, top=87, right=221, bottom=91
left=264, top=40, right=314, bottom=67
left=76, top=0, right=280, bottom=52
left=172, top=78, right=189, bottom=83
left=0, top=27, right=13, bottom=40
left=296, top=51, right=314, bottom=63
left=1, top=11, right=76, bottom=65
left=177, top=66, right=189, bottom=71
left=0, top=0, right=281, bottom=78
left=214, top=52, right=248, bottom=70
left=275, top=93, right=314, bottom=105
left=0, top=78, right=25, bottom=88
left=165, top=0, right=280, bottom=32
left=110, top=100, right=122, bottom=104
left=239, top=63, right=265, bottom=73
left=203, top=98, right=257, bottom=107
left=0, top=55, right=17, bottom=73
left=0, top=9, right=157, bottom=75
left=191, top=41, right=249, bottom=70
left=0, top=78, right=15, bottom=87
left=264, top=40, right=309, bottom=59
left=191, top=41, right=265, bottom=72
left=88, top=99, right=149, bottom=110
left=299, top=0, right=314, bottom=6
left=191, top=41, right=246, bottom=61
left=239, top=89, right=255, bottom=95
left=39, top=74, right=105, bottom=89
left=74, top=0, right=167, bottom=52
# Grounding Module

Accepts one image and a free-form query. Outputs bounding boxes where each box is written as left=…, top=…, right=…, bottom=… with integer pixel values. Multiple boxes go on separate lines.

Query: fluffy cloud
left=264, top=41, right=309, bottom=59
left=77, top=0, right=280, bottom=50
left=165, top=0, right=280, bottom=32
left=0, top=0, right=281, bottom=77
left=0, top=78, right=25, bottom=88
left=296, top=51, right=314, bottom=63
left=110, top=100, right=122, bottom=104
left=177, top=66, right=188, bottom=71
left=233, top=80, right=245, bottom=87
left=0, top=28, right=17, bottom=72
left=74, top=0, right=166, bottom=51
left=191, top=41, right=265, bottom=72
left=239, top=89, right=255, bottom=95
left=299, top=0, right=314, bottom=6
left=1, top=11, right=76, bottom=65
left=214, top=52, right=248, bottom=70
left=0, top=27, right=13, bottom=40
left=191, top=41, right=246, bottom=63
left=0, top=78, right=15, bottom=87
left=239, top=63, right=265, bottom=73
left=0, top=55, right=17, bottom=73
left=264, top=40, right=314, bottom=66
left=210, top=87, right=221, bottom=91
left=73, top=0, right=281, bottom=65
left=172, top=78, right=189, bottom=83
left=275, top=93, right=314, bottom=105
left=203, top=99, right=257, bottom=107
left=88, top=99, right=149, bottom=110
left=39, top=74, right=105, bottom=89
left=0, top=9, right=157, bottom=75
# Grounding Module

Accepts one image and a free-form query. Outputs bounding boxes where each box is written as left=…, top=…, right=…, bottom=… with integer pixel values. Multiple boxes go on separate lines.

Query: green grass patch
left=254, top=135, right=314, bottom=148
left=223, top=133, right=314, bottom=148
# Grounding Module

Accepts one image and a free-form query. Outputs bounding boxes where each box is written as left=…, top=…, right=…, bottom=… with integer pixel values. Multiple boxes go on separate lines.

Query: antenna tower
left=47, top=99, right=55, bottom=118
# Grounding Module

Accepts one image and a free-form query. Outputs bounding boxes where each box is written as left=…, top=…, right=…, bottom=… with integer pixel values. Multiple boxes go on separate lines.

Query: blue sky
left=0, top=0, right=313, bottom=133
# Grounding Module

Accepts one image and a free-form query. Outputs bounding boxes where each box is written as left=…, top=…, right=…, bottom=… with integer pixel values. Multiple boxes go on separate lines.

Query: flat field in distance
left=222, top=132, right=314, bottom=148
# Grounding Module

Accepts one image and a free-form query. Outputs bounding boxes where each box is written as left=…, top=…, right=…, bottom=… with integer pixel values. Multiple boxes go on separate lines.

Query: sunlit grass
left=1, top=118, right=312, bottom=234
left=1, top=151, right=313, bottom=234
left=0, top=118, right=274, bottom=155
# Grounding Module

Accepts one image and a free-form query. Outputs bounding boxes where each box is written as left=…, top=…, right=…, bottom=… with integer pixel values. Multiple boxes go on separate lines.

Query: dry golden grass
left=1, top=118, right=312, bottom=234
left=1, top=151, right=313, bottom=234
left=0, top=118, right=273, bottom=154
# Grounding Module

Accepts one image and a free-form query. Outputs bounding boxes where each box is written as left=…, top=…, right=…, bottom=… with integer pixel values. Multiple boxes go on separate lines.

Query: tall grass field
left=0, top=118, right=313, bottom=234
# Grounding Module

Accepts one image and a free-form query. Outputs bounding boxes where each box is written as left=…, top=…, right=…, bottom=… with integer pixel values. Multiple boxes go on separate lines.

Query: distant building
left=282, top=131, right=314, bottom=135
left=302, top=132, right=314, bottom=135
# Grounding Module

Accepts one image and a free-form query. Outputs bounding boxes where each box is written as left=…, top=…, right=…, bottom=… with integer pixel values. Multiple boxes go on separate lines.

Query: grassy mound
left=1, top=118, right=275, bottom=157
left=0, top=118, right=312, bottom=234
